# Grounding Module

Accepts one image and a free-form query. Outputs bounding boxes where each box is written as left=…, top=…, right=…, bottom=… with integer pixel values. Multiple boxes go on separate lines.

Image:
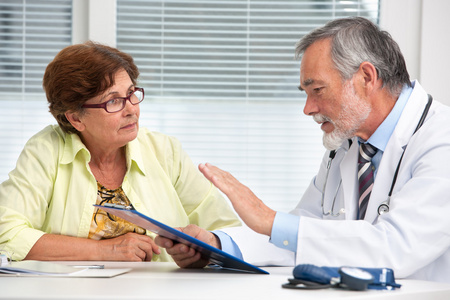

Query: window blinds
left=0, top=0, right=72, bottom=179
left=0, top=0, right=379, bottom=213
left=116, top=0, right=379, bottom=212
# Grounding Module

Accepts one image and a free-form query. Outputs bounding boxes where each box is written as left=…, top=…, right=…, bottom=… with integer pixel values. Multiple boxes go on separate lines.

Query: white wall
left=381, top=0, right=450, bottom=106
left=419, top=1, right=450, bottom=106
left=72, top=0, right=116, bottom=46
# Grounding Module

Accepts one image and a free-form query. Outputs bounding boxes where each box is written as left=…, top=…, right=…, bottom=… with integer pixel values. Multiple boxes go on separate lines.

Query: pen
left=72, top=265, right=105, bottom=269
left=102, top=203, right=133, bottom=210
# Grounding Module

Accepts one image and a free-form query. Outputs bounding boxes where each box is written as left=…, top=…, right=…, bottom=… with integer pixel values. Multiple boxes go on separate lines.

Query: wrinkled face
left=312, top=80, right=371, bottom=149
left=299, top=39, right=371, bottom=150
left=72, top=69, right=140, bottom=151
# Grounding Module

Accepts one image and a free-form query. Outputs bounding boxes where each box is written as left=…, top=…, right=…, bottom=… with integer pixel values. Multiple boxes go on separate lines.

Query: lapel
left=340, top=137, right=358, bottom=219
left=364, top=82, right=430, bottom=222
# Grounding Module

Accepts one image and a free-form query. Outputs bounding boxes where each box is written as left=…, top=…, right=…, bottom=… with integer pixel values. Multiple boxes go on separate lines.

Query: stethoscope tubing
left=321, top=94, right=433, bottom=217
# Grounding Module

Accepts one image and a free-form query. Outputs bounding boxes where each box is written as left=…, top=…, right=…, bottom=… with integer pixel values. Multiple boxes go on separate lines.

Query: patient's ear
left=65, top=111, right=85, bottom=132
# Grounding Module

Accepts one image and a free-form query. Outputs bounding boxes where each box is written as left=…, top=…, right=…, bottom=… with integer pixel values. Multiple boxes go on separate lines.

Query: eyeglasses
left=82, top=87, right=144, bottom=113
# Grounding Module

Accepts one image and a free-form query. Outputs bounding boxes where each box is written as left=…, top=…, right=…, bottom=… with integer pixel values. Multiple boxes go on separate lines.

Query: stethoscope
left=321, top=94, right=433, bottom=217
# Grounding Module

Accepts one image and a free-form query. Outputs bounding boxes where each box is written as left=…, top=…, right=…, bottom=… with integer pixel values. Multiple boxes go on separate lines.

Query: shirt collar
left=60, top=130, right=90, bottom=164
left=125, top=136, right=147, bottom=176
left=60, top=129, right=146, bottom=176
left=366, top=82, right=414, bottom=152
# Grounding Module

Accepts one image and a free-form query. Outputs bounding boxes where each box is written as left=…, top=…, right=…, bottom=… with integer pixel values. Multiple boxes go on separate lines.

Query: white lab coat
left=223, top=81, right=450, bottom=283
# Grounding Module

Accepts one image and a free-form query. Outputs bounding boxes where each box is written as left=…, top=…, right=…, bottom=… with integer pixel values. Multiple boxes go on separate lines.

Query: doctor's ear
left=358, top=62, right=378, bottom=92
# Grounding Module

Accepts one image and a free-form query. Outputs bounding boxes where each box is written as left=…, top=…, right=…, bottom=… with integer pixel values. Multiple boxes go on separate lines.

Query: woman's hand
left=98, top=232, right=161, bottom=261
left=25, top=232, right=160, bottom=261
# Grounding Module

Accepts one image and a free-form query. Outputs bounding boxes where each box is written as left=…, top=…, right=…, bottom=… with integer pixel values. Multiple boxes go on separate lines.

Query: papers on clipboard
left=0, top=260, right=131, bottom=277
left=95, top=204, right=269, bottom=275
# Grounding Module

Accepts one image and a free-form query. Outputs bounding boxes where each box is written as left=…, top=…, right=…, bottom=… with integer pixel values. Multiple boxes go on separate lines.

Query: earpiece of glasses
left=82, top=87, right=144, bottom=113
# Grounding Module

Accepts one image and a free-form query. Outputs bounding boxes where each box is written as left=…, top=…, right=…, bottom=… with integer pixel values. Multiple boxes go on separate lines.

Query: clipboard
left=94, top=204, right=268, bottom=274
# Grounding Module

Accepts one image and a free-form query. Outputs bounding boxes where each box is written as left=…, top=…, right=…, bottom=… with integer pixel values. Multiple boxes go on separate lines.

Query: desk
left=1, top=262, right=450, bottom=300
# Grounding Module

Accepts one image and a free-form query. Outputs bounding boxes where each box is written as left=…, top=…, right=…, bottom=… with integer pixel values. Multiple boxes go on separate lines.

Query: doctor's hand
left=154, top=224, right=219, bottom=268
left=198, top=163, right=276, bottom=237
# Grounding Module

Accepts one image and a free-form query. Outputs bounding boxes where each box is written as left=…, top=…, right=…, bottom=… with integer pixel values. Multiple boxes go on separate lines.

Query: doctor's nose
left=303, top=96, right=319, bottom=116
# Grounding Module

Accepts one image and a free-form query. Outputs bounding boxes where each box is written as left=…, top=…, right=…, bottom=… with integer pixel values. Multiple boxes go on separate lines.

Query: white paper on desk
left=56, top=268, right=131, bottom=278
left=0, top=261, right=131, bottom=277
left=0, top=260, right=86, bottom=276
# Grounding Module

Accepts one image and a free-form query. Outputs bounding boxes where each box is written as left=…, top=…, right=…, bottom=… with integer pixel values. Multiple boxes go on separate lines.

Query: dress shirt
left=0, top=125, right=241, bottom=261
left=367, top=83, right=413, bottom=175
left=213, top=230, right=243, bottom=259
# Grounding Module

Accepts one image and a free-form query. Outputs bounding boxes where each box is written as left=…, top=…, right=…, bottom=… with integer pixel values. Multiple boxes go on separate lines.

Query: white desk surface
left=1, top=261, right=450, bottom=300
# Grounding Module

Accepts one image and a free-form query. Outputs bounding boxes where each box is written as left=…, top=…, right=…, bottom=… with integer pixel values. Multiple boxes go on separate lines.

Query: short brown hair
left=43, top=41, right=140, bottom=133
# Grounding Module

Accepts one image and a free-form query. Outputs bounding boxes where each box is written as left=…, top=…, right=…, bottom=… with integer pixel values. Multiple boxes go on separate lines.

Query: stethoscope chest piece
left=377, top=202, right=389, bottom=215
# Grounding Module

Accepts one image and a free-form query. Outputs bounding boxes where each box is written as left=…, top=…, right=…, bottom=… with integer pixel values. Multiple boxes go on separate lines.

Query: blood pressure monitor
left=338, top=267, right=374, bottom=290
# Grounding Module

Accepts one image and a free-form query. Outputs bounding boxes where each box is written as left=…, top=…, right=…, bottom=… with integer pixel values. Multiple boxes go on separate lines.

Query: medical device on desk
left=282, top=264, right=401, bottom=291
left=321, top=94, right=433, bottom=217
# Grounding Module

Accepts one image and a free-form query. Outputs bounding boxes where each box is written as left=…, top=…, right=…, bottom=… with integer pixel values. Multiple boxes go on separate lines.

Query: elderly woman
left=0, top=41, right=240, bottom=262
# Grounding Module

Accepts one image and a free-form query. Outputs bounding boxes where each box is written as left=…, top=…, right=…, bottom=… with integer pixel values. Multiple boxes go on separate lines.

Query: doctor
left=155, top=17, right=450, bottom=282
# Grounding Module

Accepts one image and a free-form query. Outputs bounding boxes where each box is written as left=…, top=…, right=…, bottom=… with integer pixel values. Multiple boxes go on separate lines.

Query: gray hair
left=295, top=17, right=411, bottom=97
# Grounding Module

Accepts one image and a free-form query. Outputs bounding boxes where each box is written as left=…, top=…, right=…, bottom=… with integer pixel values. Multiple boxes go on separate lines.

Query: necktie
left=358, top=143, right=377, bottom=219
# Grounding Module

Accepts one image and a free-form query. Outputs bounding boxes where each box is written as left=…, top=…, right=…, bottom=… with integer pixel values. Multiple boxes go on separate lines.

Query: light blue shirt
left=213, top=230, right=243, bottom=259
left=367, top=82, right=413, bottom=175
left=218, top=83, right=414, bottom=255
